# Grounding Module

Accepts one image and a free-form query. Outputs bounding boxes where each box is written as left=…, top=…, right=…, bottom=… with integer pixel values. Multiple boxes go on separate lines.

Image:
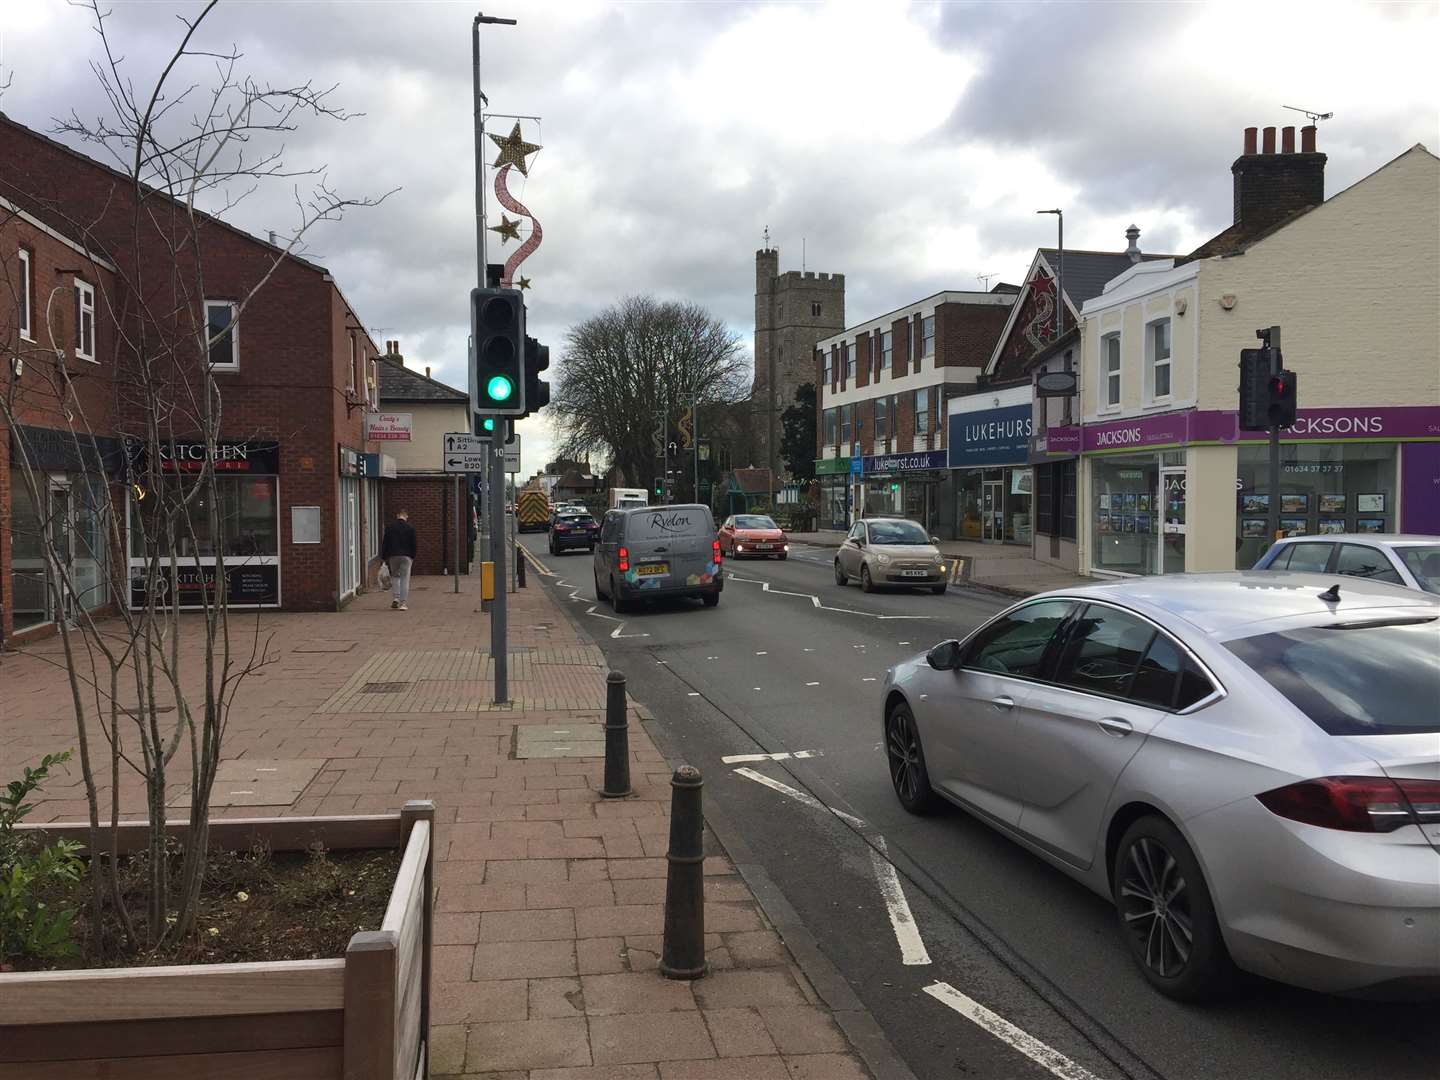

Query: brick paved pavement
left=0, top=575, right=876, bottom=1079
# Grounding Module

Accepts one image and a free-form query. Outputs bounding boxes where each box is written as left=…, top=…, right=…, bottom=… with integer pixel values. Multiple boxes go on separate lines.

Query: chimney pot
left=425, top=366, right=431, bottom=378
left=1262, top=126, right=1277, bottom=154
left=1301, top=124, right=1317, bottom=153
left=1124, top=224, right=1142, bottom=263
left=1243, top=127, right=1258, bottom=155
left=1281, top=126, right=1296, bottom=153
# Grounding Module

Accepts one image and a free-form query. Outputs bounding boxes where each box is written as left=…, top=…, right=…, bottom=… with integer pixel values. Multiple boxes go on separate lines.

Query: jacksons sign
left=1069, top=406, right=1440, bottom=454
left=948, top=404, right=1034, bottom=468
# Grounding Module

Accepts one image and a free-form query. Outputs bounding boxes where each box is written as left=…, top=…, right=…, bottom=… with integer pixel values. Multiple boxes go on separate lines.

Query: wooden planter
left=0, top=800, right=436, bottom=1080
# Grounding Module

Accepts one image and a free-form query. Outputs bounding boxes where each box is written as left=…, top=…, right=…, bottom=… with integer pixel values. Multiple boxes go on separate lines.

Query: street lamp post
left=1036, top=209, right=1063, bottom=339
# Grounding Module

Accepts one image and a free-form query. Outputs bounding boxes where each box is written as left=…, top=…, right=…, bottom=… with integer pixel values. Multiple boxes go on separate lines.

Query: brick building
left=752, top=246, right=844, bottom=484
left=376, top=346, right=476, bottom=576
left=0, top=112, right=384, bottom=641
left=813, top=287, right=1016, bottom=534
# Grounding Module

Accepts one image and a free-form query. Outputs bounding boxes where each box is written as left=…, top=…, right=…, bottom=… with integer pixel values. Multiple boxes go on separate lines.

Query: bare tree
left=551, top=295, right=749, bottom=487
left=0, top=0, right=390, bottom=956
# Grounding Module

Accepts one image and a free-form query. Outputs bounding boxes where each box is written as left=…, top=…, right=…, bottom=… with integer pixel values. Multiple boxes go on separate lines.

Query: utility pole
left=473, top=10, right=516, bottom=703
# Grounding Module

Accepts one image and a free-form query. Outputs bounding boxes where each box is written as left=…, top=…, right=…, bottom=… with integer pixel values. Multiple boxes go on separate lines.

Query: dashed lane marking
left=732, top=767, right=866, bottom=828
left=720, top=751, right=818, bottom=764
left=805, top=681, right=820, bottom=687
left=871, top=836, right=931, bottom=966
left=922, top=982, right=1105, bottom=1080
left=725, top=574, right=934, bottom=621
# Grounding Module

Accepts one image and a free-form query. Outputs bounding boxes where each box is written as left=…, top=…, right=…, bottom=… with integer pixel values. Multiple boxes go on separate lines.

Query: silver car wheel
left=1119, top=837, right=1194, bottom=979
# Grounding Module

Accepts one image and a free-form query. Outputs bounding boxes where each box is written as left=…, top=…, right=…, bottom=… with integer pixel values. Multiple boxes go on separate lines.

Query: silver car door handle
left=1097, top=717, right=1133, bottom=738
left=990, top=696, right=1015, bottom=710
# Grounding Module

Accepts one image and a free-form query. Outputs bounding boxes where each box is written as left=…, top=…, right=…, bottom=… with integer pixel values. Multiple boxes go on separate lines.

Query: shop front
left=947, top=398, right=1034, bottom=544
left=1071, top=405, right=1440, bottom=577
left=126, top=440, right=281, bottom=608
left=860, top=449, right=950, bottom=537
left=814, top=456, right=852, bottom=530
left=7, top=425, right=124, bottom=634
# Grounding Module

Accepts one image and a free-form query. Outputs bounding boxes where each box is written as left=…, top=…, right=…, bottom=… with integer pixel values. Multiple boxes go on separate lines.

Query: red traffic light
left=1269, top=373, right=1294, bottom=397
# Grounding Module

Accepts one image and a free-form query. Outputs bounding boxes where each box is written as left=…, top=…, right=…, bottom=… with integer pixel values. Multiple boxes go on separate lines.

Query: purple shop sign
left=1401, top=442, right=1440, bottom=536
left=1083, top=406, right=1440, bottom=453
left=1042, top=425, right=1083, bottom=455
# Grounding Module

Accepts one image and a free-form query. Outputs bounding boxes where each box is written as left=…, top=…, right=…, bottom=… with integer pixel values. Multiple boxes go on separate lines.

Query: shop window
left=129, top=476, right=279, bottom=558
left=1102, top=332, right=1121, bottom=409
left=1036, top=464, right=1054, bottom=535
left=206, top=300, right=238, bottom=369
left=1061, top=459, right=1077, bottom=539
left=1147, top=318, right=1171, bottom=401
left=1092, top=453, right=1159, bottom=575
left=74, top=278, right=96, bottom=361
left=18, top=247, right=33, bottom=341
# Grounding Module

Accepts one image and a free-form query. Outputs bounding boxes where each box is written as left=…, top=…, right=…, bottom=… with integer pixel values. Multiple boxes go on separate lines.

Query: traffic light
left=523, top=335, right=550, bottom=418
left=1267, top=369, right=1298, bottom=428
left=653, top=476, right=664, bottom=497
left=471, top=287, right=525, bottom=417
left=1237, top=348, right=1270, bottom=431
left=473, top=414, right=497, bottom=440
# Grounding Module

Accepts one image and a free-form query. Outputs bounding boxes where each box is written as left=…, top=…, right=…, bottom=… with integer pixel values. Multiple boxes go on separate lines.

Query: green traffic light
left=482, top=417, right=495, bottom=432
left=486, top=375, right=514, bottom=402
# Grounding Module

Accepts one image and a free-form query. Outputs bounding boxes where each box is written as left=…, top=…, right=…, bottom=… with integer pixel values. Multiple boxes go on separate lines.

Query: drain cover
left=360, top=681, right=411, bottom=694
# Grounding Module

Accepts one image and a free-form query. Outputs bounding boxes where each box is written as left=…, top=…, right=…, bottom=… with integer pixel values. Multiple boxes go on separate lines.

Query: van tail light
left=1256, top=776, right=1440, bottom=833
left=618, top=546, right=630, bottom=572
left=713, top=539, right=722, bottom=564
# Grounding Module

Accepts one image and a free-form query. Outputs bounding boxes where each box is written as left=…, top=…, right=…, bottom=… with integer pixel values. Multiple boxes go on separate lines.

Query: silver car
left=1253, top=533, right=1440, bottom=594
left=882, top=572, right=1440, bottom=1000
left=834, top=517, right=947, bottom=594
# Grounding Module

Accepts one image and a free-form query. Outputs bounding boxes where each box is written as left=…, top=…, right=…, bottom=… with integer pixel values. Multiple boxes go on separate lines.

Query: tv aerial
left=978, top=271, right=999, bottom=290
left=1282, top=105, right=1333, bottom=126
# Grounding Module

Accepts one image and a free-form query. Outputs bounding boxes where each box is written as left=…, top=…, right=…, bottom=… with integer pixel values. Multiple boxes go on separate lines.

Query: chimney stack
left=1124, top=224, right=1142, bottom=263
left=425, top=366, right=431, bottom=378
left=1231, top=122, right=1326, bottom=230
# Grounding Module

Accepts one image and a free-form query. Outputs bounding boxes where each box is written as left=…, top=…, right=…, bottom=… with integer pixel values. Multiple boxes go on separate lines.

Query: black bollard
left=659, top=765, right=707, bottom=980
left=516, top=544, right=527, bottom=588
left=602, top=671, right=632, bottom=798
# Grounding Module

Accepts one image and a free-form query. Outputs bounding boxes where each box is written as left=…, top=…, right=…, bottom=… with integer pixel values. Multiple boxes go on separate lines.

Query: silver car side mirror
left=926, top=640, right=962, bottom=671
left=930, top=536, right=940, bottom=545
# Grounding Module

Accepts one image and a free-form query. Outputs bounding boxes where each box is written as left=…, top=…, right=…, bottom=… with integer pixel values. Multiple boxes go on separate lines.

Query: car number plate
left=754, top=543, right=773, bottom=550
left=636, top=563, right=669, bottom=576
left=900, top=569, right=928, bottom=577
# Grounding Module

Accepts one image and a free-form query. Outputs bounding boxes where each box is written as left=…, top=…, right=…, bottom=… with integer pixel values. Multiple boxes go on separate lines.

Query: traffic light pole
left=490, top=418, right=509, bottom=704
left=1263, top=326, right=1282, bottom=543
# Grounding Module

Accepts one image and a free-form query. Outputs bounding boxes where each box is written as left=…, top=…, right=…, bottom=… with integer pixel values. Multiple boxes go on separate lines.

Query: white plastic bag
left=377, top=560, right=392, bottom=590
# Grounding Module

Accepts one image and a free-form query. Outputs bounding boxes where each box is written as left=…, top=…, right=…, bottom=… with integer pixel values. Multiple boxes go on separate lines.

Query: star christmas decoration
left=489, top=214, right=522, bottom=244
left=516, top=276, right=532, bottom=290
left=489, top=122, right=541, bottom=176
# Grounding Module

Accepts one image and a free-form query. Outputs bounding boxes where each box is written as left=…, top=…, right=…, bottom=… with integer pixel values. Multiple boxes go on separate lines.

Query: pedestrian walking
left=381, top=509, right=418, bottom=610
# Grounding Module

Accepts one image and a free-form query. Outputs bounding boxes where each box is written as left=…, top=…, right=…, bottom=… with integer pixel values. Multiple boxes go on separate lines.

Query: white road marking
left=805, top=681, right=820, bottom=686
left=612, top=623, right=649, bottom=639
left=229, top=790, right=254, bottom=795
left=870, top=837, right=931, bottom=966
left=802, top=647, right=815, bottom=652
left=755, top=651, right=767, bottom=655
left=862, top=677, right=877, bottom=682
left=256, top=767, right=277, bottom=772
left=732, top=767, right=865, bottom=827
left=707, top=656, right=719, bottom=660
left=898, top=641, right=911, bottom=645
left=922, top=982, right=1104, bottom=1080
left=720, top=751, right=818, bottom=764
left=687, top=692, right=700, bottom=697
left=753, top=687, right=762, bottom=691
left=724, top=574, right=933, bottom=621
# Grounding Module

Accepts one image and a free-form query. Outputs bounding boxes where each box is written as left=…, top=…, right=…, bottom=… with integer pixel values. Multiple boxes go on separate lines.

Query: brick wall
left=384, top=477, right=472, bottom=576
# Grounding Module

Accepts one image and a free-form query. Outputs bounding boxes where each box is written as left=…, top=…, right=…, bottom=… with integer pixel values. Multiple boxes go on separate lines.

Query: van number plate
left=637, top=563, right=669, bottom=577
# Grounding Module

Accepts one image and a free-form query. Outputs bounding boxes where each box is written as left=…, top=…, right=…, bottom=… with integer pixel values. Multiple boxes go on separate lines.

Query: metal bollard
left=516, top=544, right=527, bottom=588
left=659, top=765, right=707, bottom=979
left=602, top=671, right=632, bottom=798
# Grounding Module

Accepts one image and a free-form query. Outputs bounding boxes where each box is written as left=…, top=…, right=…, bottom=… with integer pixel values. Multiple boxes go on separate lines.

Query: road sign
left=503, top=435, right=520, bottom=473
left=444, top=452, right=487, bottom=473
left=850, top=456, right=862, bottom=478
left=443, top=432, right=488, bottom=455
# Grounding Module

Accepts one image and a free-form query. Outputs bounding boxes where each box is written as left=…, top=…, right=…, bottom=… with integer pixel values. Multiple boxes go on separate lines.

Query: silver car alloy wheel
left=1118, top=836, right=1194, bottom=979
left=886, top=710, right=923, bottom=804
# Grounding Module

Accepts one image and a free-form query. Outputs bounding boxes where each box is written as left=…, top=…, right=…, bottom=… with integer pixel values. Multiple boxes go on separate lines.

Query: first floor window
left=206, top=300, right=238, bottom=368
left=1148, top=319, right=1172, bottom=400
left=18, top=248, right=33, bottom=341
left=881, top=330, right=893, bottom=372
left=844, top=342, right=855, bottom=381
left=74, top=278, right=95, bottom=361
left=840, top=404, right=852, bottom=447
left=915, top=387, right=931, bottom=436
left=822, top=350, right=832, bottom=385
left=874, top=396, right=888, bottom=442
left=921, top=315, right=935, bottom=359
left=1103, top=333, right=1121, bottom=408
left=823, top=408, right=837, bottom=446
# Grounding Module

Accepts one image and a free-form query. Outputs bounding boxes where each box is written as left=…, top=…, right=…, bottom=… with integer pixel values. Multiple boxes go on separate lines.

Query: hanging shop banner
left=128, top=439, right=281, bottom=475
left=129, top=563, right=280, bottom=608
left=948, top=405, right=1034, bottom=468
left=366, top=412, right=413, bottom=441
left=814, top=457, right=851, bottom=476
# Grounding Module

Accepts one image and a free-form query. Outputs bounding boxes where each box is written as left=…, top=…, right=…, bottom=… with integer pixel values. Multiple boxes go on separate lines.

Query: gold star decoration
left=517, top=276, right=533, bottom=290
left=489, top=214, right=522, bottom=244
left=489, top=122, right=542, bottom=176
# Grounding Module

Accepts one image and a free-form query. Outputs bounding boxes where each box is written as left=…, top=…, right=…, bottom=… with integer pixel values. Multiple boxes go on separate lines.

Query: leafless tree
left=551, top=295, right=749, bottom=487
left=0, top=0, right=391, bottom=956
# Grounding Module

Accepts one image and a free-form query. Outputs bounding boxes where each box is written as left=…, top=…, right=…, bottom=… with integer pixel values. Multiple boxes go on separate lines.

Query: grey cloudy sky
left=4, top=0, right=1436, bottom=472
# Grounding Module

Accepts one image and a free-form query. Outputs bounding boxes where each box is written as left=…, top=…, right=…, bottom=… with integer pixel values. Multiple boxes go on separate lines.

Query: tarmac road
left=521, top=532, right=1440, bottom=1080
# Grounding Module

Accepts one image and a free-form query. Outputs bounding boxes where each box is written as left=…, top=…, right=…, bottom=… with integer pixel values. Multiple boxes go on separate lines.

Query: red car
left=718, top=514, right=789, bottom=559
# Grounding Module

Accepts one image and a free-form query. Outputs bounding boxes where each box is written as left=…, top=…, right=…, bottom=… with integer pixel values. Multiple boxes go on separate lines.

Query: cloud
left=4, top=0, right=1434, bottom=476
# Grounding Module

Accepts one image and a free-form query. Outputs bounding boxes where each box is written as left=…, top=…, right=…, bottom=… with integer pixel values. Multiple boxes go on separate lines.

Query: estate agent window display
left=1235, top=443, right=1397, bottom=568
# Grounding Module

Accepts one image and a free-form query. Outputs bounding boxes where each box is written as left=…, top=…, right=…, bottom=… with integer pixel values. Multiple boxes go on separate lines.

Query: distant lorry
left=517, top=488, right=551, bottom=532
left=608, top=487, right=648, bottom=510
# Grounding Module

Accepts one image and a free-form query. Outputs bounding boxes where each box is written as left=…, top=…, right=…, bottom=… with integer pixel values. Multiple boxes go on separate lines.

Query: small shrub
left=0, top=751, right=84, bottom=965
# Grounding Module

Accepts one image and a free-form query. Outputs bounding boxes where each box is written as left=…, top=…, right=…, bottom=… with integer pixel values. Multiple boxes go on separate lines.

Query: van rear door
left=624, top=507, right=715, bottom=589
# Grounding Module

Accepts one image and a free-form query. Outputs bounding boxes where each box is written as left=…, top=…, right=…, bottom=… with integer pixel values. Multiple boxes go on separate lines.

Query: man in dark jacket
left=380, top=509, right=418, bottom=610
